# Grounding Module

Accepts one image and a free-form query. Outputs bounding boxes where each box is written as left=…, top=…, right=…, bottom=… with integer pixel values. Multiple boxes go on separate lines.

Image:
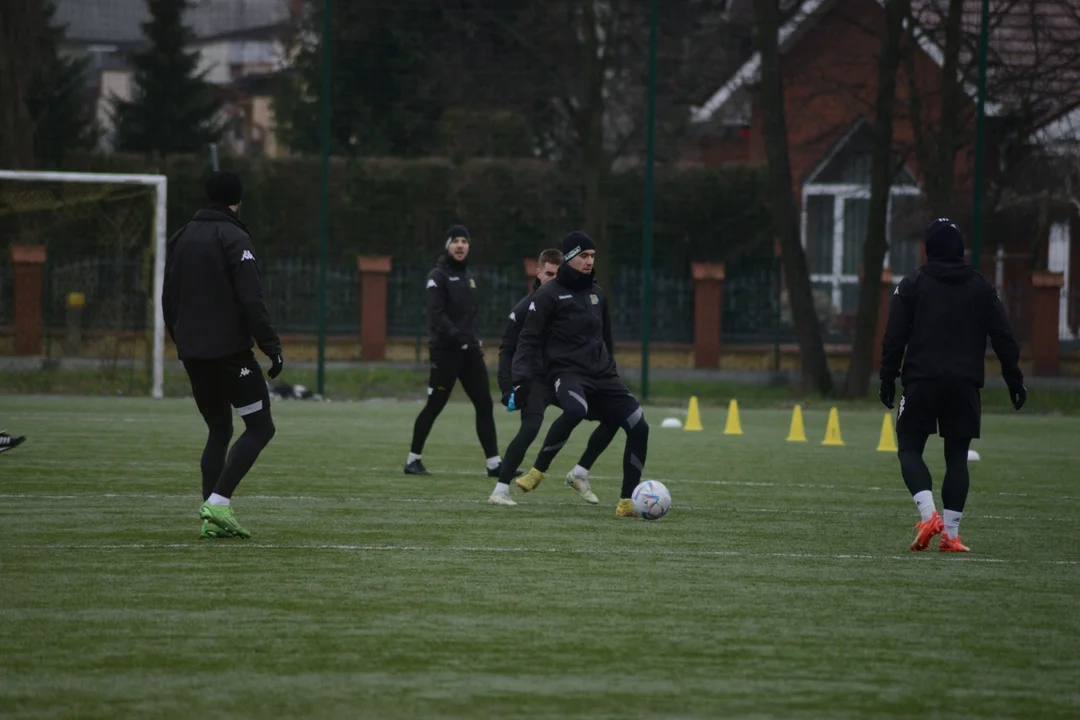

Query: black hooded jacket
left=426, top=253, right=479, bottom=350
left=498, top=277, right=541, bottom=395
left=511, top=263, right=615, bottom=385
left=162, top=204, right=281, bottom=361
left=881, top=248, right=1022, bottom=389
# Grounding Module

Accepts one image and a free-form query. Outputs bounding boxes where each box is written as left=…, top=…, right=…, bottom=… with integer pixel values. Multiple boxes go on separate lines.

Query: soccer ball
left=631, top=480, right=671, bottom=520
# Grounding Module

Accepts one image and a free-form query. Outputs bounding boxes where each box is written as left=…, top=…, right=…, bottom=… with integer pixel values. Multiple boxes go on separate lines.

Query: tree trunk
left=928, top=0, right=964, bottom=216
left=580, top=0, right=611, bottom=293
left=843, top=0, right=909, bottom=399
left=0, top=0, right=43, bottom=169
left=754, top=0, right=832, bottom=395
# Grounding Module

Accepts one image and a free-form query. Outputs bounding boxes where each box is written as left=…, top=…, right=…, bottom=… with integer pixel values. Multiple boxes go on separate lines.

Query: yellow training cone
left=724, top=399, right=743, bottom=435
left=684, top=396, right=704, bottom=432
left=877, top=412, right=897, bottom=452
left=786, top=405, right=807, bottom=442
left=822, top=406, right=844, bottom=446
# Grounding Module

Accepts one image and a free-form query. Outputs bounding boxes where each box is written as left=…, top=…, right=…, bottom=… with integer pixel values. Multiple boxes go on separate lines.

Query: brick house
left=688, top=0, right=1080, bottom=355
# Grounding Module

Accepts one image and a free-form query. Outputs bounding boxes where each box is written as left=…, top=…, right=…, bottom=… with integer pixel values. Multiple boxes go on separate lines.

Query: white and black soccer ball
left=631, top=480, right=671, bottom=520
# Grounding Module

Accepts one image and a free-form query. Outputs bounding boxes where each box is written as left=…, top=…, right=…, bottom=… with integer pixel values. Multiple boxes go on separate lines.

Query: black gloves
left=508, top=382, right=529, bottom=412
left=500, top=389, right=513, bottom=408
left=879, top=376, right=896, bottom=409
left=1009, top=384, right=1026, bottom=411
left=268, top=354, right=284, bottom=379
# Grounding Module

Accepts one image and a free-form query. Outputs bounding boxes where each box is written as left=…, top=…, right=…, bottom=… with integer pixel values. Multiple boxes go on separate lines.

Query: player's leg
left=938, top=384, right=980, bottom=552
left=183, top=358, right=233, bottom=502
left=200, top=352, right=276, bottom=539
left=406, top=348, right=461, bottom=474
left=516, top=375, right=590, bottom=492
left=458, top=346, right=502, bottom=475
left=489, top=380, right=547, bottom=505
left=564, top=420, right=619, bottom=505
left=593, top=378, right=649, bottom=517
left=895, top=381, right=944, bottom=550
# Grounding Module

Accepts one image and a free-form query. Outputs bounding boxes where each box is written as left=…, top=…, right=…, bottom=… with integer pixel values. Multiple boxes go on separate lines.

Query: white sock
left=943, top=509, right=963, bottom=538
left=493, top=482, right=511, bottom=494
left=407, top=452, right=422, bottom=464
left=572, top=464, right=589, bottom=479
left=486, top=456, right=501, bottom=470
left=912, top=490, right=935, bottom=522
left=208, top=493, right=230, bottom=507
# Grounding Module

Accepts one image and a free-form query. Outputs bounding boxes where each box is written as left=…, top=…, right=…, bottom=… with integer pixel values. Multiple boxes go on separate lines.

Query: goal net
left=0, top=170, right=167, bottom=398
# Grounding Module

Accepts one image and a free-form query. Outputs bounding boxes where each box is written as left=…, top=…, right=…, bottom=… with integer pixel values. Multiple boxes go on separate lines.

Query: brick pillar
left=690, top=262, right=725, bottom=369
left=357, top=255, right=391, bottom=361
left=1030, top=270, right=1065, bottom=376
left=12, top=244, right=46, bottom=355
left=523, top=257, right=538, bottom=295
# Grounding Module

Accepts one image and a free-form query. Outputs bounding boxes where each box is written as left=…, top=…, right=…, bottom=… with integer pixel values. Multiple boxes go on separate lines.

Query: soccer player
left=0, top=430, right=26, bottom=454
left=405, top=225, right=503, bottom=477
left=510, top=231, right=650, bottom=518
left=880, top=218, right=1026, bottom=553
left=163, top=170, right=282, bottom=539
left=488, top=248, right=619, bottom=507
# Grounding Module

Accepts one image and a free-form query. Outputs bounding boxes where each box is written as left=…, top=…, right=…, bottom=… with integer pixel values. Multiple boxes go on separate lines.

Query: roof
left=54, top=0, right=292, bottom=46
left=692, top=0, right=1080, bottom=132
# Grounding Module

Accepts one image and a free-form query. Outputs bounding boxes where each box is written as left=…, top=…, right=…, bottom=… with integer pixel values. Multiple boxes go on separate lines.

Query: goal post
left=0, top=170, right=168, bottom=398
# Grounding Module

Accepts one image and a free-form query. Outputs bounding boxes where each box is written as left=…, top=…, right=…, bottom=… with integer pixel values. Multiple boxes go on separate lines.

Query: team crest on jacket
left=470, top=278, right=477, bottom=289
left=589, top=294, right=599, bottom=305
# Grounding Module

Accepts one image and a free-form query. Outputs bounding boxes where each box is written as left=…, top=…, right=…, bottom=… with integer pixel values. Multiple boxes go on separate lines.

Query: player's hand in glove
left=268, top=354, right=284, bottom=379
left=500, top=389, right=513, bottom=408
left=1009, top=384, right=1027, bottom=411
left=879, top=377, right=895, bottom=409
left=508, top=382, right=529, bottom=412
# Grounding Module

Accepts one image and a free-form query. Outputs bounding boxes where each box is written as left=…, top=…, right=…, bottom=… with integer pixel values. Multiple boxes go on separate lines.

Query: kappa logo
left=528, top=301, right=536, bottom=311
left=555, top=378, right=561, bottom=394
left=894, top=286, right=899, bottom=295
left=897, top=395, right=906, bottom=419
left=239, top=367, right=251, bottom=378
left=589, top=294, right=598, bottom=305
left=426, top=279, right=437, bottom=289
left=509, top=311, right=516, bottom=321
left=241, top=250, right=255, bottom=262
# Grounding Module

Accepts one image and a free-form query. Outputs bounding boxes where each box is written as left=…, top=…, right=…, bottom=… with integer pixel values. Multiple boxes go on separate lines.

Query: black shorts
left=549, top=373, right=641, bottom=429
left=896, top=380, right=981, bottom=439
left=183, top=350, right=271, bottom=421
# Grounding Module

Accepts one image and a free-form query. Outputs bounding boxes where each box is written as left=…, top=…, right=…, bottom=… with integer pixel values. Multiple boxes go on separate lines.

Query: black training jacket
left=881, top=259, right=1023, bottom=389
left=163, top=205, right=281, bottom=361
left=497, top=278, right=540, bottom=395
left=426, top=254, right=479, bottom=350
left=511, top=263, right=615, bottom=385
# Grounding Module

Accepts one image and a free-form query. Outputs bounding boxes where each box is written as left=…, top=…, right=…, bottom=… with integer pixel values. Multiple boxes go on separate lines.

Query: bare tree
left=0, top=0, right=47, bottom=168
left=843, top=0, right=911, bottom=398
left=755, top=0, right=833, bottom=395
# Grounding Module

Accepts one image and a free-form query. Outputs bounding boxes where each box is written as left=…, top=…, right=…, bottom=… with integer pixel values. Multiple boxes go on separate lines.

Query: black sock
left=212, top=412, right=275, bottom=499
left=942, top=437, right=971, bottom=512
left=620, top=413, right=649, bottom=499
left=410, top=391, right=450, bottom=456
left=897, top=433, right=932, bottom=495
left=533, top=409, right=586, bottom=473
left=578, top=422, right=619, bottom=470
left=500, top=414, right=544, bottom=483
left=201, top=422, right=233, bottom=501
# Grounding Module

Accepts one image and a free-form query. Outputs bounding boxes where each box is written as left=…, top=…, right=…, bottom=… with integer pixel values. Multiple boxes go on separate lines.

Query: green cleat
left=199, top=519, right=230, bottom=539
left=199, top=501, right=251, bottom=539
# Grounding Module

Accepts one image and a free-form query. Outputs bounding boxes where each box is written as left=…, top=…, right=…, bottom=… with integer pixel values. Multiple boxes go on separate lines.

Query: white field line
left=0, top=493, right=1074, bottom=523
left=2, top=541, right=1077, bottom=566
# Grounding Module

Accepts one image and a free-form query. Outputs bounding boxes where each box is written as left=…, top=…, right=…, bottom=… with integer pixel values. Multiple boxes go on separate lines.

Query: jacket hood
left=194, top=204, right=250, bottom=235
left=921, top=259, right=977, bottom=285
left=556, top=262, right=595, bottom=291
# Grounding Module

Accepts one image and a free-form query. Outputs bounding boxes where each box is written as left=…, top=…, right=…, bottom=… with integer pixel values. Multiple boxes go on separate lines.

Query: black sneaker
left=0, top=431, right=25, bottom=454
left=404, top=459, right=430, bottom=476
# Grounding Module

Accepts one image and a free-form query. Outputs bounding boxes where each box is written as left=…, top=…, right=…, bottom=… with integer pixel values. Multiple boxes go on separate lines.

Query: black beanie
left=924, top=218, right=964, bottom=260
left=561, top=231, right=595, bottom=262
left=445, top=224, right=470, bottom=249
left=206, top=170, right=243, bottom=206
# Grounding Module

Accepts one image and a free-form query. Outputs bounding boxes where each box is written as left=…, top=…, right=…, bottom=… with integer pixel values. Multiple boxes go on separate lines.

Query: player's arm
left=985, top=283, right=1024, bottom=389
left=225, top=231, right=282, bottom=358
left=426, top=273, right=469, bottom=347
left=880, top=277, right=914, bottom=380
left=497, top=304, right=525, bottom=396
left=511, top=291, right=553, bottom=386
left=161, top=225, right=187, bottom=342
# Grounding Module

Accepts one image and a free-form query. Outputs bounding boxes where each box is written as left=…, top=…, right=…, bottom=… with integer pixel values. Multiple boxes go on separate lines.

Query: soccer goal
left=0, top=170, right=168, bottom=398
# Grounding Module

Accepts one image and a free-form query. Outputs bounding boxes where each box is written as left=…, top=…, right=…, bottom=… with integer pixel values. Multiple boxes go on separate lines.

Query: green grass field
left=1, top=394, right=1078, bottom=719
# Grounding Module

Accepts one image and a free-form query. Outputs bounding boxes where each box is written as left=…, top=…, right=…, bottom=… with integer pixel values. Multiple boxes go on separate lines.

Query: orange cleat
left=909, top=511, right=944, bottom=551
left=939, top=534, right=970, bottom=552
